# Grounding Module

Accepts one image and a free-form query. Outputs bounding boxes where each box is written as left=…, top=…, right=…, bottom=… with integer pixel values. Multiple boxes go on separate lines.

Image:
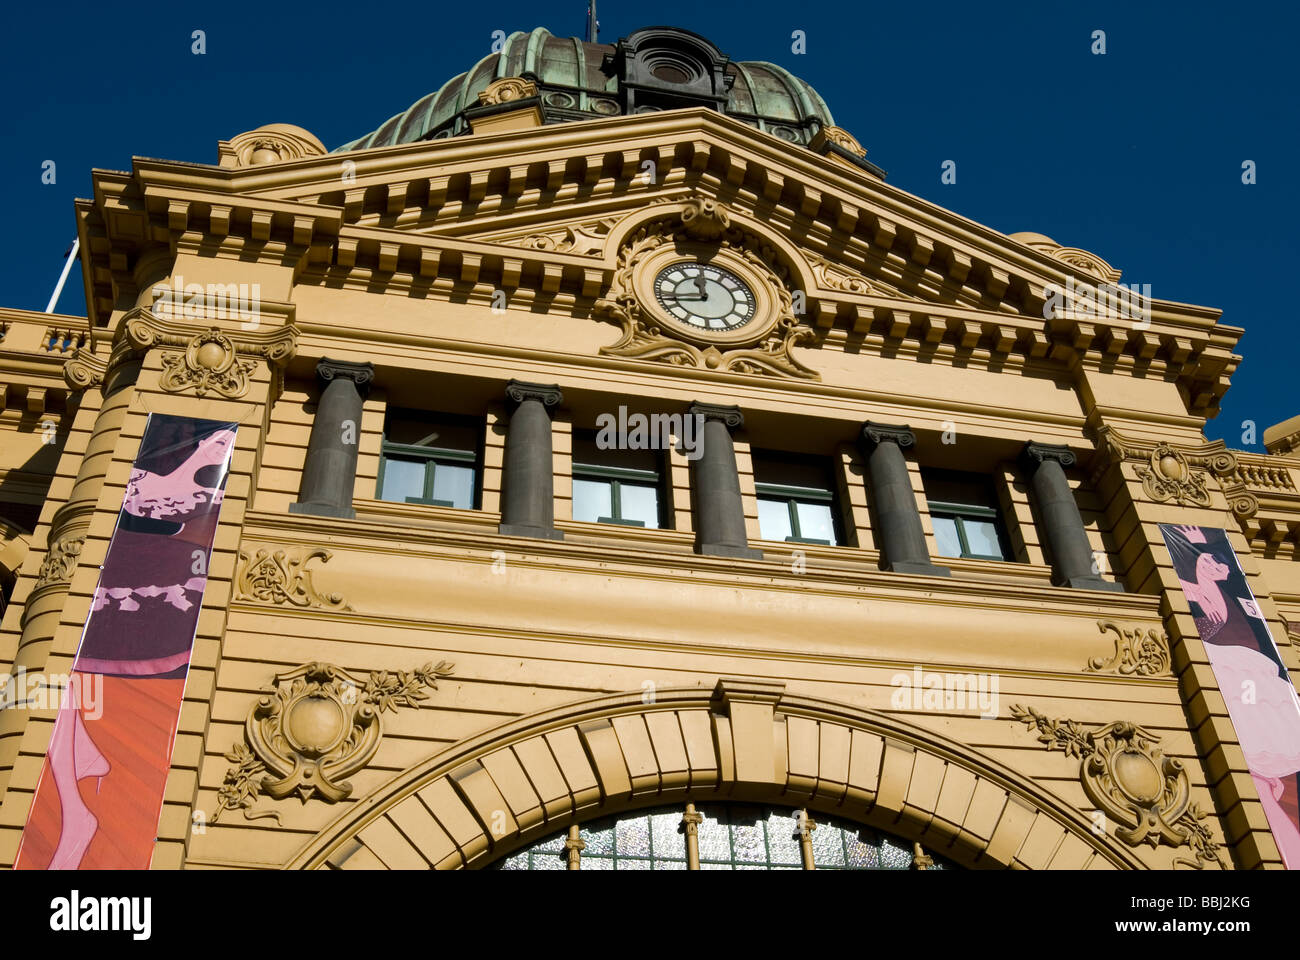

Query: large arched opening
left=287, top=680, right=1145, bottom=870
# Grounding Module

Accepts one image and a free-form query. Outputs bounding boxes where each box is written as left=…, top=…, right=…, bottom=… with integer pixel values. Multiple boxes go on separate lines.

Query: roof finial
left=586, top=1, right=598, bottom=43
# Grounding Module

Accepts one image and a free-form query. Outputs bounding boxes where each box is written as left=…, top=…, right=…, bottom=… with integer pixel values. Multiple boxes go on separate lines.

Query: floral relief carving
left=1136, top=443, right=1211, bottom=508
left=1087, top=620, right=1173, bottom=677
left=158, top=329, right=256, bottom=399
left=234, top=546, right=352, bottom=610
left=500, top=217, right=616, bottom=257
left=122, top=313, right=297, bottom=400
left=807, top=253, right=874, bottom=295
left=1092, top=427, right=1254, bottom=518
left=1011, top=704, right=1224, bottom=869
left=34, top=535, right=85, bottom=588
left=213, top=660, right=454, bottom=821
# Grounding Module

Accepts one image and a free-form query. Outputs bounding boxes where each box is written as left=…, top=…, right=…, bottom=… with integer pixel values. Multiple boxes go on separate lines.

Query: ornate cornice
left=1086, top=621, right=1172, bottom=677
left=120, top=310, right=298, bottom=400
left=1011, top=704, right=1223, bottom=869
left=79, top=111, right=1240, bottom=422
left=860, top=421, right=916, bottom=451
left=504, top=379, right=564, bottom=411
left=1090, top=426, right=1253, bottom=517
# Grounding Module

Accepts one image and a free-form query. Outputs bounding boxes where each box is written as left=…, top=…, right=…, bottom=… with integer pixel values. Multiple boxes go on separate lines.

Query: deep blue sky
left=2, top=0, right=1294, bottom=447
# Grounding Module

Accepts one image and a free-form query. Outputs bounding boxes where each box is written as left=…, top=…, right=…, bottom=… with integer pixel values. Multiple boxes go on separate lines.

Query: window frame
left=570, top=462, right=663, bottom=528
left=754, top=480, right=842, bottom=546
left=927, top=499, right=1011, bottom=562
left=376, top=416, right=482, bottom=510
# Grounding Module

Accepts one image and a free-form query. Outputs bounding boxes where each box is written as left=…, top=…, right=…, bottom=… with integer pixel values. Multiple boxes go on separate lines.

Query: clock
left=653, top=262, right=756, bottom=332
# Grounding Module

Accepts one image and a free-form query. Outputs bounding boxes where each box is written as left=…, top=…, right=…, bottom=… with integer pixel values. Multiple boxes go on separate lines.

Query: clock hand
left=693, top=276, right=707, bottom=298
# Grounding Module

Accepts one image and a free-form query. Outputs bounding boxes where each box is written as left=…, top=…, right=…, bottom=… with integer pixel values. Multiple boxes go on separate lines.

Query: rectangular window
left=377, top=410, right=482, bottom=510
left=571, top=430, right=665, bottom=529
left=921, top=468, right=1013, bottom=561
left=753, top=452, right=843, bottom=546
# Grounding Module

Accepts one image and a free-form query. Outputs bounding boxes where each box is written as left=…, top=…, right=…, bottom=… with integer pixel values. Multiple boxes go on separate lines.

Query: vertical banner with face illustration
left=1161, top=523, right=1300, bottom=868
left=16, top=414, right=237, bottom=870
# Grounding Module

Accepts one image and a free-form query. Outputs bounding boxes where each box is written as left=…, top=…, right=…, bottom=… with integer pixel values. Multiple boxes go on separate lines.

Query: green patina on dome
left=335, top=26, right=836, bottom=153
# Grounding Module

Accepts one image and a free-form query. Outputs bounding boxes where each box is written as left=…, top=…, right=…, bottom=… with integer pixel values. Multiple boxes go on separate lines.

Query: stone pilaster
left=0, top=309, right=297, bottom=869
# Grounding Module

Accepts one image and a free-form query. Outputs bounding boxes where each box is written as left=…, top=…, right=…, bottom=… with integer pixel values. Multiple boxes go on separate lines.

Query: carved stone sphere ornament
left=477, top=76, right=538, bottom=106
left=594, top=197, right=819, bottom=380
left=215, top=660, right=454, bottom=821
left=1137, top=443, right=1212, bottom=507
left=220, top=123, right=328, bottom=168
left=158, top=329, right=256, bottom=399
left=1011, top=705, right=1224, bottom=869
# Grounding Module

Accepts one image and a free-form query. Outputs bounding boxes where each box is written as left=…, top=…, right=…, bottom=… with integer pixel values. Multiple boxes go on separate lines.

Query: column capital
left=316, top=357, right=374, bottom=394
left=687, top=401, right=744, bottom=431
left=505, top=379, right=563, bottom=411
left=1021, top=441, right=1077, bottom=470
left=860, top=421, right=916, bottom=451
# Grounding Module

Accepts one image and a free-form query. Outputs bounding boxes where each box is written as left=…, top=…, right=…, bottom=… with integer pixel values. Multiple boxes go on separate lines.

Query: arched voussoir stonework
left=286, top=680, right=1148, bottom=871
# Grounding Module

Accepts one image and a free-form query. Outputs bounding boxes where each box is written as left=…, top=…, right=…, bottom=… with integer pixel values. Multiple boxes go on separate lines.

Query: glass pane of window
left=794, top=501, right=837, bottom=544
left=618, top=483, right=660, bottom=528
left=962, top=518, right=1004, bottom=558
left=921, top=467, right=999, bottom=510
left=572, top=478, right=613, bottom=524
left=490, top=804, right=959, bottom=870
left=932, top=515, right=962, bottom=558
left=379, top=457, right=426, bottom=503
left=431, top=462, right=475, bottom=509
left=757, top=498, right=793, bottom=542
left=385, top=412, right=479, bottom=453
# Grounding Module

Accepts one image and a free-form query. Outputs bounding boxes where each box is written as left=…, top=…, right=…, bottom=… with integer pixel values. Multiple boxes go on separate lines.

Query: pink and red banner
left=17, top=414, right=237, bottom=869
left=1162, top=523, right=1300, bottom=868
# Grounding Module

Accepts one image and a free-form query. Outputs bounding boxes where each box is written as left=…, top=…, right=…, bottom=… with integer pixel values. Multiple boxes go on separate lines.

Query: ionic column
left=499, top=380, right=564, bottom=540
left=859, top=422, right=949, bottom=576
left=1020, top=441, right=1123, bottom=591
left=688, top=402, right=761, bottom=559
left=290, top=358, right=374, bottom=520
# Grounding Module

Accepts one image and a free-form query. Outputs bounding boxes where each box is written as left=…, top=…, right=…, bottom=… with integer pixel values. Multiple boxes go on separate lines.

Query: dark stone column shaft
left=859, top=422, right=949, bottom=576
left=688, top=403, right=761, bottom=559
left=290, top=358, right=373, bottom=519
left=1022, top=442, right=1123, bottom=591
left=499, top=380, right=564, bottom=540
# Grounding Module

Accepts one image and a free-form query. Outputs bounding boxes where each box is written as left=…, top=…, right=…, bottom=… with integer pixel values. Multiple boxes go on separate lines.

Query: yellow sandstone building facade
left=1, top=26, right=1298, bottom=870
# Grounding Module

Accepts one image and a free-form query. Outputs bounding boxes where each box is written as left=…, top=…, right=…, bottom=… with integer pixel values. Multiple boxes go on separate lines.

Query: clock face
left=653, top=262, right=756, bottom=332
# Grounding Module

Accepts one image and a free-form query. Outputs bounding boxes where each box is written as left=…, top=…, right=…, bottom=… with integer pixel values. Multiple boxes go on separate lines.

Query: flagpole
left=45, top=237, right=80, bottom=314
left=587, top=1, right=598, bottom=42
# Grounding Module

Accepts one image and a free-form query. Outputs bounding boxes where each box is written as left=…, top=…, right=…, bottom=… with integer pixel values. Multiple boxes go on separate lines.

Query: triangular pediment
left=79, top=107, right=1238, bottom=413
